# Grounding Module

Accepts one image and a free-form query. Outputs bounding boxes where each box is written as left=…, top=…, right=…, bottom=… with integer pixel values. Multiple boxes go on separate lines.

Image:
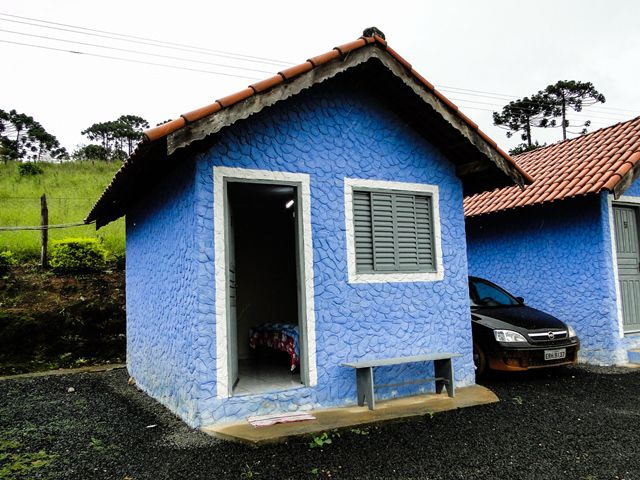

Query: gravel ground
left=1, top=365, right=639, bottom=480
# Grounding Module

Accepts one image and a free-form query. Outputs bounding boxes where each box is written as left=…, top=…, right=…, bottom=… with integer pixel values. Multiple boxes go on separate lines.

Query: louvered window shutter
left=352, top=190, right=435, bottom=274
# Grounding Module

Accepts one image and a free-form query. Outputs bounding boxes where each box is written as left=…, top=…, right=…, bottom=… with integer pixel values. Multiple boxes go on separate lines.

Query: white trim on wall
left=213, top=167, right=317, bottom=398
left=344, top=177, right=444, bottom=284
left=609, top=193, right=640, bottom=338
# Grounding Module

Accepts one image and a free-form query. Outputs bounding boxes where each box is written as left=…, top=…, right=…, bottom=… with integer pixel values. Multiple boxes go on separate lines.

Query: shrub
left=18, top=162, right=44, bottom=176
left=0, top=250, right=16, bottom=274
left=49, top=238, right=108, bottom=273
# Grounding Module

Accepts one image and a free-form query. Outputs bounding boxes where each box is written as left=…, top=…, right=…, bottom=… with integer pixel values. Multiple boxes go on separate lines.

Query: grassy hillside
left=0, top=161, right=124, bottom=259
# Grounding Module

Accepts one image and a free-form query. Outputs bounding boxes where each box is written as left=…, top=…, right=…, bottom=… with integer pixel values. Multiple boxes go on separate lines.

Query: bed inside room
left=227, top=181, right=303, bottom=396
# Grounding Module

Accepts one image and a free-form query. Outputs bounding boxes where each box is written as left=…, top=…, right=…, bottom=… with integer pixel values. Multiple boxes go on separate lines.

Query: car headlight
left=493, top=329, right=527, bottom=342
left=567, top=325, right=577, bottom=338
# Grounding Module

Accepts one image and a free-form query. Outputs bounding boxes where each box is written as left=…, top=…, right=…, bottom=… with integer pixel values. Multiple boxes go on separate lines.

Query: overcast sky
left=1, top=0, right=639, bottom=155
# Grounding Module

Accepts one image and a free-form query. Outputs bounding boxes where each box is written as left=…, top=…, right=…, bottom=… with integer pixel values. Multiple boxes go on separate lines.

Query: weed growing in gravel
left=349, top=427, right=370, bottom=435
left=90, top=437, right=104, bottom=451
left=309, top=432, right=333, bottom=449
left=512, top=396, right=524, bottom=405
left=0, top=437, right=58, bottom=479
left=241, top=462, right=260, bottom=478
left=310, top=467, right=334, bottom=478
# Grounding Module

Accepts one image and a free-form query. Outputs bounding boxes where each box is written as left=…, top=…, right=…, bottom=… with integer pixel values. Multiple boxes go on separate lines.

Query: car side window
left=471, top=279, right=519, bottom=307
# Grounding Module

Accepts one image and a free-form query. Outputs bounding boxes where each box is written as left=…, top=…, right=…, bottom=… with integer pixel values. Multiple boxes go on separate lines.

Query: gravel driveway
left=1, top=365, right=639, bottom=479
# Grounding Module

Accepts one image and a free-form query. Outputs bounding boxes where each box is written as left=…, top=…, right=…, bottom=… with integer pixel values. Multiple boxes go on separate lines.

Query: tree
left=81, top=114, right=149, bottom=161
left=0, top=108, right=67, bottom=163
left=72, top=144, right=111, bottom=161
left=493, top=95, right=548, bottom=149
left=538, top=80, right=606, bottom=140
left=509, top=141, right=546, bottom=156
left=116, top=115, right=149, bottom=155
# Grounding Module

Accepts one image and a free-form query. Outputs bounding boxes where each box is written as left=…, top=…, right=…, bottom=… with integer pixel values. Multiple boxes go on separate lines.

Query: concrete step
left=628, top=349, right=640, bottom=365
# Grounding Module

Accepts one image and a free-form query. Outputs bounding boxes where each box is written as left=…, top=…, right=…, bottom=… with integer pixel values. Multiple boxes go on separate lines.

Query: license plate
left=544, top=348, right=566, bottom=361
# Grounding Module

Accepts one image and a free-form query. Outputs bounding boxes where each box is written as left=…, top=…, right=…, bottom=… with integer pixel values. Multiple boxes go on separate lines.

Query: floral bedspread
left=249, top=323, right=300, bottom=371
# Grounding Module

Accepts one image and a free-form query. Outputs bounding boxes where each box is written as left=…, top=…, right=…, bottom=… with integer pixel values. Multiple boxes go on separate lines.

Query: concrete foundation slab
left=202, top=384, right=498, bottom=445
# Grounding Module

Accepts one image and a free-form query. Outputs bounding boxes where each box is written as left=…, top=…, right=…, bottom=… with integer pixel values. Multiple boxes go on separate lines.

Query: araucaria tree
left=80, top=115, right=149, bottom=161
left=493, top=95, right=548, bottom=150
left=0, top=109, right=68, bottom=163
left=493, top=80, right=606, bottom=155
left=538, top=80, right=606, bottom=140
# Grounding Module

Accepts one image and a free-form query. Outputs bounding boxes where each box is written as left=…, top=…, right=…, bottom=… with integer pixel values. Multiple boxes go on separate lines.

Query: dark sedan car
left=469, top=276, right=580, bottom=375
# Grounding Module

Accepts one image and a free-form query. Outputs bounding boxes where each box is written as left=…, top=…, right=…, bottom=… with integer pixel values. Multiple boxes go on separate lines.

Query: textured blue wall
left=126, top=160, right=201, bottom=424
left=127, top=72, right=476, bottom=427
left=466, top=192, right=626, bottom=364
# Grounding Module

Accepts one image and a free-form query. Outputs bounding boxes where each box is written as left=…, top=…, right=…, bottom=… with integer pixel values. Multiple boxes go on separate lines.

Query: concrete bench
left=342, top=353, right=462, bottom=410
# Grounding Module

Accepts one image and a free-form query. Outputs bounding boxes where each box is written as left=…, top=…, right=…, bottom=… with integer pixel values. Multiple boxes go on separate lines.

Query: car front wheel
left=473, top=344, right=487, bottom=377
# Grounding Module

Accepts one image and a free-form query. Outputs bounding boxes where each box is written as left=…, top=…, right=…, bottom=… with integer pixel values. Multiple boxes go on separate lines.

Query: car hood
left=471, top=305, right=566, bottom=331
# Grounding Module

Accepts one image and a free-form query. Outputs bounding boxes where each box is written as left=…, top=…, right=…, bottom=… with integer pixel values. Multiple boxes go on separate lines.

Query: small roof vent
left=362, top=27, right=385, bottom=40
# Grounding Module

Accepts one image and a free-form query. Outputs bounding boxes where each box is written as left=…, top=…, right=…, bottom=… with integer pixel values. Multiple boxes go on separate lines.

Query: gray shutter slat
left=415, top=195, right=435, bottom=271
left=396, top=194, right=419, bottom=271
left=371, top=192, right=397, bottom=271
left=353, top=191, right=374, bottom=273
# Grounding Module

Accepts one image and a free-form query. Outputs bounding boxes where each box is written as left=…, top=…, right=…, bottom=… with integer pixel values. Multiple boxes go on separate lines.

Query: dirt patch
left=0, top=265, right=125, bottom=375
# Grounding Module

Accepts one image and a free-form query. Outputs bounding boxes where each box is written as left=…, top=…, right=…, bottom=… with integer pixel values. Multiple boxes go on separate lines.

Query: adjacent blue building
left=465, top=117, right=640, bottom=366
left=87, top=31, right=528, bottom=427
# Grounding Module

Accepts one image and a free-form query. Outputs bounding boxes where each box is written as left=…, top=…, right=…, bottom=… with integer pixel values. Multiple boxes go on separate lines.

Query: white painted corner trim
left=213, top=167, right=317, bottom=398
left=344, top=177, right=444, bottom=284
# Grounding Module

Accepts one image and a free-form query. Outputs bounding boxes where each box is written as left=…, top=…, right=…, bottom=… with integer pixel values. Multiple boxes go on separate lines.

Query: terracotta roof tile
left=307, top=49, right=341, bottom=67
left=216, top=87, right=254, bottom=109
left=334, top=38, right=368, bottom=55
left=278, top=61, right=314, bottom=80
left=385, top=46, right=412, bottom=71
left=145, top=117, right=186, bottom=142
left=464, top=116, right=640, bottom=217
left=249, top=75, right=284, bottom=94
left=181, top=102, right=222, bottom=124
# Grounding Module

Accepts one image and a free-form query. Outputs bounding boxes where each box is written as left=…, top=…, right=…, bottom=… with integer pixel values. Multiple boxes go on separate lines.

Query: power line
left=0, top=38, right=261, bottom=80
left=1, top=11, right=637, bottom=119
left=0, top=27, right=276, bottom=75
left=0, top=12, right=293, bottom=68
left=455, top=105, right=613, bottom=127
left=437, top=85, right=638, bottom=115
left=447, top=97, right=630, bottom=122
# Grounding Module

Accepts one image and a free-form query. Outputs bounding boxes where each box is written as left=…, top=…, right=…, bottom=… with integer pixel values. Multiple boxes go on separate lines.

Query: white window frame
left=213, top=166, right=317, bottom=398
left=344, top=178, right=444, bottom=284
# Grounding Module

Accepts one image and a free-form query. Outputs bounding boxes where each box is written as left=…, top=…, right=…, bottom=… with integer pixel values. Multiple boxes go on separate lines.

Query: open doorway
left=226, top=181, right=303, bottom=396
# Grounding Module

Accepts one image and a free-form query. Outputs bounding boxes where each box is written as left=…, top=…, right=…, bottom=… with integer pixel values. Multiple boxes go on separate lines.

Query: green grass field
left=0, top=161, right=124, bottom=260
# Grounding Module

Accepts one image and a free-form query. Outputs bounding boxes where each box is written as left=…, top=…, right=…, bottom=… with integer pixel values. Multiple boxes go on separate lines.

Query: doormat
left=247, top=412, right=317, bottom=428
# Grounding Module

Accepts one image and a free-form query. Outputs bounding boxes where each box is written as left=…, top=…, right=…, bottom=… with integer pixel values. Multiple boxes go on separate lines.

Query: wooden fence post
left=40, top=194, right=48, bottom=268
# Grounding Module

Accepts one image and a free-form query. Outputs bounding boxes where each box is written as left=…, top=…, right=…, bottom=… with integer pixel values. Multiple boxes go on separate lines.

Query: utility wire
left=447, top=97, right=629, bottom=122
left=0, top=28, right=276, bottom=75
left=0, top=12, right=636, bottom=118
left=437, top=85, right=638, bottom=115
left=0, top=13, right=293, bottom=68
left=0, top=220, right=93, bottom=231
left=0, top=39, right=261, bottom=80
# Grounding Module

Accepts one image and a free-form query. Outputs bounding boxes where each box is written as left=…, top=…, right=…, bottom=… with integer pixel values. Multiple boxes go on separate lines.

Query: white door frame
left=213, top=166, right=317, bottom=398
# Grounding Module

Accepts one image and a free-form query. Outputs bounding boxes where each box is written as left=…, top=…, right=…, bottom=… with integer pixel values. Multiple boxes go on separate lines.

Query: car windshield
left=469, top=277, right=521, bottom=307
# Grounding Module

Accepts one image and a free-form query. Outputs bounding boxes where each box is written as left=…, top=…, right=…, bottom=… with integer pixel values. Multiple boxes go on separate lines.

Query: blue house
left=87, top=29, right=528, bottom=427
left=465, top=117, right=640, bottom=366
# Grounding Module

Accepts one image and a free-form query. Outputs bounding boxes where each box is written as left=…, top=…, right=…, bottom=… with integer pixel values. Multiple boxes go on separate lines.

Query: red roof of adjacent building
left=464, top=116, right=640, bottom=217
